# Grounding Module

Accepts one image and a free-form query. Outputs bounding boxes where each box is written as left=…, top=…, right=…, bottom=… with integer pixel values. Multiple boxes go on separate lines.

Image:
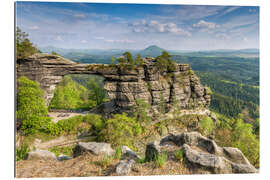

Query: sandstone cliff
left=16, top=53, right=211, bottom=113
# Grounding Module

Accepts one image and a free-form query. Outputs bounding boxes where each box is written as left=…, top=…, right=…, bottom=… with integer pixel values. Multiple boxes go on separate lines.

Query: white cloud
left=243, top=37, right=248, bottom=42
left=215, top=33, right=230, bottom=40
left=29, top=25, right=39, bottom=30
left=81, top=40, right=87, bottom=43
left=193, top=20, right=220, bottom=29
left=55, top=35, right=62, bottom=41
left=104, top=39, right=135, bottom=43
left=130, top=20, right=191, bottom=36
left=95, top=37, right=105, bottom=40
left=73, top=14, right=86, bottom=18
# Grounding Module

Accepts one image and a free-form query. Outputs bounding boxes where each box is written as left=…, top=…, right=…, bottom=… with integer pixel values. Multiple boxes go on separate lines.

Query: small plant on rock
left=174, top=149, right=184, bottom=162
left=154, top=151, right=167, bottom=168
left=16, top=143, right=30, bottom=161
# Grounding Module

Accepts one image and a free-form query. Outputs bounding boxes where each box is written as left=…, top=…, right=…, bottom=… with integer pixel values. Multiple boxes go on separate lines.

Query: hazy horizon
left=16, top=2, right=259, bottom=50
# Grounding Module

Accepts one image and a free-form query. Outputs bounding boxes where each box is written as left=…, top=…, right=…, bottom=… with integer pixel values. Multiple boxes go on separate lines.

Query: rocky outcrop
left=73, top=142, right=115, bottom=157
left=146, top=132, right=258, bottom=174
left=17, top=53, right=210, bottom=113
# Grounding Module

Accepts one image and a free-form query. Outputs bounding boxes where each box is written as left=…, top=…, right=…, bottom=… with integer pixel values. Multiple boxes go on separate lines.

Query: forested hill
left=172, top=55, right=259, bottom=122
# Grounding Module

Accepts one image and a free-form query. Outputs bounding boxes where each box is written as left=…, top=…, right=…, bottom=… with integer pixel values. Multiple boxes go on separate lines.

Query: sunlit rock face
left=17, top=53, right=210, bottom=112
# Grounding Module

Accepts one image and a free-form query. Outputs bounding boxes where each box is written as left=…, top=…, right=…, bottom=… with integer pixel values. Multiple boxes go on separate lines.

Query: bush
left=95, top=156, right=114, bottom=168
left=16, top=76, right=52, bottom=135
left=83, top=114, right=104, bottom=132
left=16, top=143, right=30, bottom=161
left=199, top=117, right=214, bottom=136
left=99, top=113, right=142, bottom=149
left=231, top=115, right=259, bottom=168
left=21, top=116, right=52, bottom=135
left=57, top=115, right=83, bottom=134
left=49, top=76, right=90, bottom=110
left=49, top=146, right=73, bottom=157
left=114, top=147, right=122, bottom=160
left=174, top=149, right=184, bottom=161
left=154, top=151, right=167, bottom=168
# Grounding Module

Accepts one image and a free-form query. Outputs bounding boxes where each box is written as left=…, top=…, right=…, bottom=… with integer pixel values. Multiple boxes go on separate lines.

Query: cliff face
left=16, top=53, right=210, bottom=113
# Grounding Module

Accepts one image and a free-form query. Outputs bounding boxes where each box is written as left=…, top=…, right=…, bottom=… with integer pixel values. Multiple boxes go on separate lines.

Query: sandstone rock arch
left=16, top=53, right=210, bottom=113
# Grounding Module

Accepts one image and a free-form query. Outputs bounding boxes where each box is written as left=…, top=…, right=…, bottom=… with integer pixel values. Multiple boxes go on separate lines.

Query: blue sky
left=16, top=2, right=259, bottom=50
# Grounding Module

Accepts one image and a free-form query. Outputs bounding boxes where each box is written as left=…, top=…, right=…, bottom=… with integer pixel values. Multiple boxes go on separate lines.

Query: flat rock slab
left=26, top=149, right=56, bottom=161
left=73, top=142, right=115, bottom=157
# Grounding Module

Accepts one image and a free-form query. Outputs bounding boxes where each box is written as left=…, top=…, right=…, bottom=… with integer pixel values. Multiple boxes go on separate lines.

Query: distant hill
left=138, top=45, right=165, bottom=57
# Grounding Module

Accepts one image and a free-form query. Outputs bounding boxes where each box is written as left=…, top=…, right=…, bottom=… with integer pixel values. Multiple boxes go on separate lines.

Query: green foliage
left=154, top=151, right=167, bottom=168
left=253, top=118, right=260, bottom=137
left=57, top=115, right=83, bottom=134
left=158, top=93, right=166, bottom=114
left=95, top=156, right=114, bottom=168
left=21, top=116, right=52, bottom=135
left=174, top=149, right=184, bottom=161
left=17, top=76, right=49, bottom=135
left=199, top=117, right=214, bottom=136
left=114, top=147, right=122, bottom=160
left=82, top=114, right=104, bottom=132
left=231, top=115, right=259, bottom=167
left=49, top=145, right=73, bottom=157
left=87, top=77, right=107, bottom=106
left=43, top=115, right=83, bottom=136
left=133, top=99, right=151, bottom=127
left=16, top=143, right=30, bottom=161
left=51, top=51, right=60, bottom=56
left=215, top=113, right=260, bottom=168
left=49, top=76, right=90, bottom=110
left=205, top=87, right=213, bottom=95
left=135, top=53, right=144, bottom=66
left=155, top=51, right=176, bottom=72
left=16, top=27, right=39, bottom=59
left=99, top=113, right=142, bottom=149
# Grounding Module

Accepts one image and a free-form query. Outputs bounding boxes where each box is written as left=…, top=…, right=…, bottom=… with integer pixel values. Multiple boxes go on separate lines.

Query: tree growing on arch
left=16, top=27, right=39, bottom=59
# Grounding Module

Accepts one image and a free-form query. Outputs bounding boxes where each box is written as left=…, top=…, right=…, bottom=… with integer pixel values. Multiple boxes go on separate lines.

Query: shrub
left=99, top=113, right=142, bottom=149
left=199, top=117, right=214, bottom=136
left=21, top=115, right=52, bottom=135
left=17, top=76, right=48, bottom=131
left=83, top=114, right=104, bottom=132
left=174, top=149, right=184, bottom=161
left=133, top=99, right=151, bottom=126
left=49, top=146, right=73, bottom=157
left=49, top=76, right=90, bottom=110
left=231, top=115, right=259, bottom=168
left=16, top=143, right=30, bottom=161
left=114, top=147, right=122, bottom=160
left=95, top=156, right=114, bottom=168
left=56, top=115, right=83, bottom=134
left=154, top=151, right=167, bottom=168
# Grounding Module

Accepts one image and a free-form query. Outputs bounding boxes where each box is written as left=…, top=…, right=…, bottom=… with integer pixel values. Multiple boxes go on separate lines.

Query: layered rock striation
left=17, top=53, right=210, bottom=113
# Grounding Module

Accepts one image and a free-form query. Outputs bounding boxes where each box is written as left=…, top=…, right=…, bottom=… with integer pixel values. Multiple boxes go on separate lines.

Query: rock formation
left=17, top=53, right=210, bottom=113
left=145, top=132, right=258, bottom=174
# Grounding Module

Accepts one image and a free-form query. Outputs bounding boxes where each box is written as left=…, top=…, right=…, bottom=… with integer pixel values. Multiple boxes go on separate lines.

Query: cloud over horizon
left=16, top=2, right=259, bottom=50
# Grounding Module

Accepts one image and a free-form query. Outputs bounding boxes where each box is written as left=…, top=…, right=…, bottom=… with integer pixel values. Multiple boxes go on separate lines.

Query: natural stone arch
left=16, top=53, right=211, bottom=113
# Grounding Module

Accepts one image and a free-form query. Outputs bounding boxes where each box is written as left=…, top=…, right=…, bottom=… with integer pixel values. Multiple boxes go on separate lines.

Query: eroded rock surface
left=73, top=142, right=115, bottom=157
left=148, top=132, right=258, bottom=174
left=17, top=53, right=210, bottom=113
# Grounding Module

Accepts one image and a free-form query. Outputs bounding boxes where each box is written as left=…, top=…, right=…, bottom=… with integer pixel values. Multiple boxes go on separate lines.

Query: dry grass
left=16, top=148, right=191, bottom=178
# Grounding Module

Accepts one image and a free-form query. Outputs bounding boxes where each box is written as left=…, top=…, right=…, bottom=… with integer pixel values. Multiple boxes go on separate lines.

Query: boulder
left=145, top=141, right=161, bottom=162
left=121, top=146, right=140, bottom=160
left=73, top=142, right=115, bottom=157
left=115, top=159, right=135, bottom=175
left=159, top=132, right=258, bottom=174
left=26, top=149, right=56, bottom=161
